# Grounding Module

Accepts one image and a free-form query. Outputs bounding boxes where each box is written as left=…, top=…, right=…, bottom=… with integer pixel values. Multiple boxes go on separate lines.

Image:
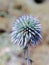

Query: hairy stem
left=24, top=46, right=31, bottom=65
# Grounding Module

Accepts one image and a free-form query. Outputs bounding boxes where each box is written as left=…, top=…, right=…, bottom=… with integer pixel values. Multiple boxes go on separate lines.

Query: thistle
left=10, top=15, right=42, bottom=65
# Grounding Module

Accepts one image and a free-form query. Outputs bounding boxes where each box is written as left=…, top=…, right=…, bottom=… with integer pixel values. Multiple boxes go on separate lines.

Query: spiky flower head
left=10, top=15, right=42, bottom=48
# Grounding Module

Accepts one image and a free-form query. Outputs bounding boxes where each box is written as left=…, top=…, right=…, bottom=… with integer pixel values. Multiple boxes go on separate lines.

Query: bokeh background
left=0, top=0, right=49, bottom=65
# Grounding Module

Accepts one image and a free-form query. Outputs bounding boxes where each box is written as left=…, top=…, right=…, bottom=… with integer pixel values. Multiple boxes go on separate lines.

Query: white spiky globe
left=10, top=15, right=42, bottom=48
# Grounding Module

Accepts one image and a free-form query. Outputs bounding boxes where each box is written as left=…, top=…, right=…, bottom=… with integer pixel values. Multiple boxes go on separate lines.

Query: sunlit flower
left=10, top=15, right=42, bottom=48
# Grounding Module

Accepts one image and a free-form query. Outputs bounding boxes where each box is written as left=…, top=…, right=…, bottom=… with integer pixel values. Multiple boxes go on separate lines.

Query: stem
left=24, top=46, right=31, bottom=65
left=26, top=46, right=30, bottom=65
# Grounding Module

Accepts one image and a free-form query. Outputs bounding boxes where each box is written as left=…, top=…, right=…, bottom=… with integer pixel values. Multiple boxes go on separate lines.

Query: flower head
left=10, top=15, right=42, bottom=47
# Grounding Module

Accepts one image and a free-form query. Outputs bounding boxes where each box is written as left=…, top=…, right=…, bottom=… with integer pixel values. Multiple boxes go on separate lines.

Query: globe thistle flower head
left=10, top=15, right=42, bottom=48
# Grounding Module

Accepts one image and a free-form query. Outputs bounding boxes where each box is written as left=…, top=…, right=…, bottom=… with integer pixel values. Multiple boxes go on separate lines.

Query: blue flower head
left=10, top=15, right=42, bottom=47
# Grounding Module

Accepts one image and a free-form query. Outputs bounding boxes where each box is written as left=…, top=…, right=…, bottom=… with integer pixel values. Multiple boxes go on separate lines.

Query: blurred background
left=0, top=0, right=49, bottom=65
